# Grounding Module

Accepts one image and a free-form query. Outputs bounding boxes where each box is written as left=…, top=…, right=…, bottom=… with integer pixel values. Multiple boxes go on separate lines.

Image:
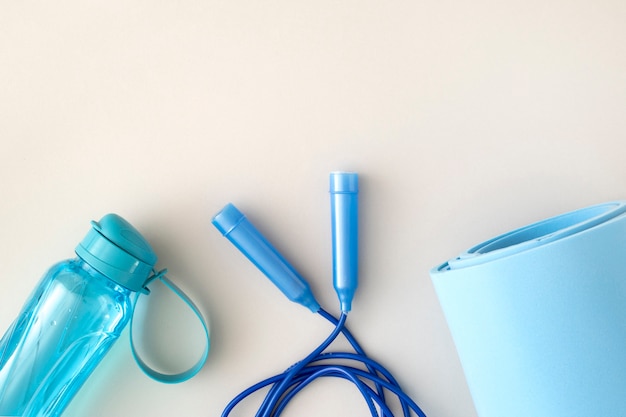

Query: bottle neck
left=74, top=258, right=135, bottom=296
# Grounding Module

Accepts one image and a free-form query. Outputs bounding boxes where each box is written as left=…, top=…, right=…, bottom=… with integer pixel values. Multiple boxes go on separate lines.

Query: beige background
left=1, top=1, right=626, bottom=416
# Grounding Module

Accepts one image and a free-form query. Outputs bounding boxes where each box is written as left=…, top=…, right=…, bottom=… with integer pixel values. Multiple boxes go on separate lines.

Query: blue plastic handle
left=330, top=172, right=359, bottom=312
left=212, top=203, right=320, bottom=313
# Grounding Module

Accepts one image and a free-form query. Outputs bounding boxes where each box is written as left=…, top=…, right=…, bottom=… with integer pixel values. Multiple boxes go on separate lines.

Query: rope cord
left=221, top=308, right=427, bottom=417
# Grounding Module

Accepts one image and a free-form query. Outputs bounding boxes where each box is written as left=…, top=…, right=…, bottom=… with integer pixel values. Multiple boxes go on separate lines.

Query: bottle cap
left=75, top=213, right=157, bottom=292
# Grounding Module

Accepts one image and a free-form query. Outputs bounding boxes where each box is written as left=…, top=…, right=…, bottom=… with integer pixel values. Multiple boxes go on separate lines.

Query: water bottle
left=0, top=213, right=163, bottom=417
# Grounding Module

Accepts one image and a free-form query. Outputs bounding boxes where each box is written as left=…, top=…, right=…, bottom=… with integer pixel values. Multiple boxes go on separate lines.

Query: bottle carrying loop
left=139, top=268, right=167, bottom=295
left=130, top=268, right=210, bottom=384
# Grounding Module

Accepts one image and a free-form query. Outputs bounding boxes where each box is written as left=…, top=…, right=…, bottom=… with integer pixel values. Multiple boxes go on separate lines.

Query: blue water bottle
left=0, top=214, right=164, bottom=417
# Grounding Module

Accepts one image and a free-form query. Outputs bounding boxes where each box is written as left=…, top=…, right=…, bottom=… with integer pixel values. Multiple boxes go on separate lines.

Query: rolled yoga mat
left=431, top=201, right=626, bottom=417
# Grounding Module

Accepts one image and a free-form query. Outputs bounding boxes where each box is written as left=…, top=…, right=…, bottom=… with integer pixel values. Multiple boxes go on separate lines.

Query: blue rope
left=221, top=308, right=427, bottom=417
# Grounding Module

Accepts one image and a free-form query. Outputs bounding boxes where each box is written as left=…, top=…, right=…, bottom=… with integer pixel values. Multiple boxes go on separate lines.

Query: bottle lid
left=75, top=213, right=158, bottom=292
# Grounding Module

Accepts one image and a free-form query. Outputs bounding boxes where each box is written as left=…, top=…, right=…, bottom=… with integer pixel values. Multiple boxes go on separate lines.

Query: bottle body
left=0, top=258, right=134, bottom=417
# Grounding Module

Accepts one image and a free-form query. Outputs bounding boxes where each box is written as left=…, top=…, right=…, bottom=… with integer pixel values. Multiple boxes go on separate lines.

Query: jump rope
left=212, top=172, right=427, bottom=417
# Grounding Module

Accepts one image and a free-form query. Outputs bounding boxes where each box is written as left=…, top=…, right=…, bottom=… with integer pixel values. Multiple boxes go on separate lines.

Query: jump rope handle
left=330, top=172, right=359, bottom=313
left=212, top=203, right=321, bottom=313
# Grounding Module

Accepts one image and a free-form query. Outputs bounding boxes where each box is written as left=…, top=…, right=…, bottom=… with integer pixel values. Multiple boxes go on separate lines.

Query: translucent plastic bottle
left=0, top=214, right=158, bottom=417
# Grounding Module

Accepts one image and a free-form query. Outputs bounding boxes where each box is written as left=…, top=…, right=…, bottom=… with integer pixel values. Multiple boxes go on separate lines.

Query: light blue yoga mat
left=431, top=201, right=626, bottom=417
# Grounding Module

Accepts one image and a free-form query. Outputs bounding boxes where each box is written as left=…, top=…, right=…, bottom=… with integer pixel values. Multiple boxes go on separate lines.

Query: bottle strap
left=129, top=269, right=210, bottom=383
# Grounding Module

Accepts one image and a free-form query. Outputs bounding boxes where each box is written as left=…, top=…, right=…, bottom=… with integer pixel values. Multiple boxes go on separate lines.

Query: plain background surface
left=1, top=1, right=626, bottom=416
